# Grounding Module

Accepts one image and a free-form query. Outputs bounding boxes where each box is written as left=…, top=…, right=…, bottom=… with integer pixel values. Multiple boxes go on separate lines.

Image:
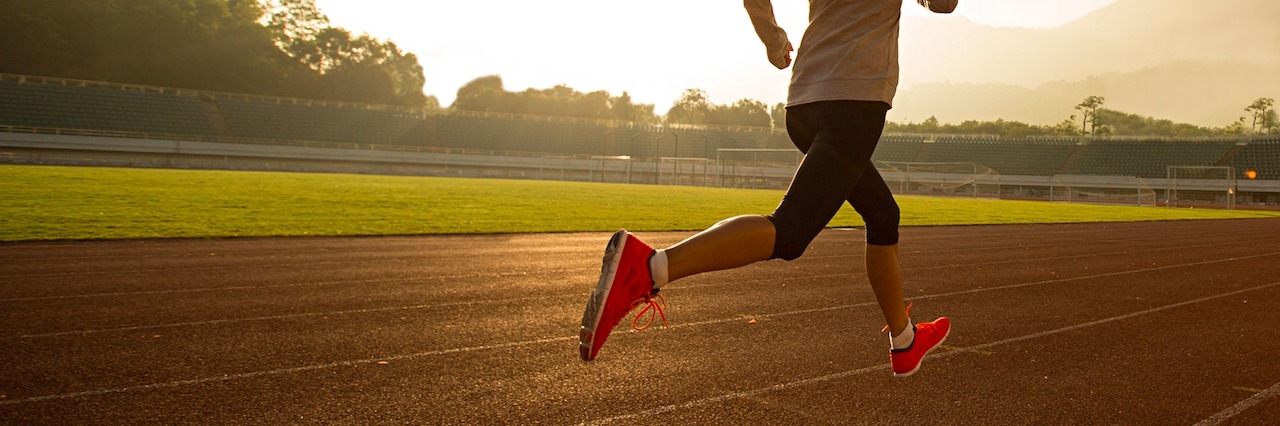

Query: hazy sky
left=316, top=0, right=1116, bottom=111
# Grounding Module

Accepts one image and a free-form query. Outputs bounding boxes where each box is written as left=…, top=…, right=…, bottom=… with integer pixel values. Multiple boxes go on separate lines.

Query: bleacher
left=1232, top=137, right=1280, bottom=181
left=435, top=114, right=608, bottom=156
left=606, top=124, right=776, bottom=160
left=1068, top=139, right=1236, bottom=178
left=0, top=77, right=215, bottom=137
left=921, top=137, right=1076, bottom=176
left=871, top=135, right=924, bottom=163
left=216, top=97, right=427, bottom=146
left=3, top=74, right=1278, bottom=182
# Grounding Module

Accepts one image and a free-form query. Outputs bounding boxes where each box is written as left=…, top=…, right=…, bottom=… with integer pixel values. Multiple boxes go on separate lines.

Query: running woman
left=579, top=0, right=957, bottom=378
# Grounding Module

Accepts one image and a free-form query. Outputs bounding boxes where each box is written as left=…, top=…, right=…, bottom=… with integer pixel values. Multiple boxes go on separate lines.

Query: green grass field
left=2, top=164, right=1277, bottom=241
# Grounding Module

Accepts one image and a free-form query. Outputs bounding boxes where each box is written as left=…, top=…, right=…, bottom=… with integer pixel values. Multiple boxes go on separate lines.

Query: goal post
left=658, top=157, right=715, bottom=186
left=1049, top=175, right=1157, bottom=207
left=876, top=161, right=1002, bottom=198
left=1167, top=166, right=1236, bottom=209
left=589, top=155, right=632, bottom=184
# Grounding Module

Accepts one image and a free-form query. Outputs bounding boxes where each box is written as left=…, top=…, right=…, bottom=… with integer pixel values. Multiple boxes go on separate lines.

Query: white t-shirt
left=745, top=0, right=957, bottom=107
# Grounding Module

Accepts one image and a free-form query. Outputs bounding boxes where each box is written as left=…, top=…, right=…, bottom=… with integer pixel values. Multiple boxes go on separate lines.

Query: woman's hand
left=771, top=40, right=794, bottom=69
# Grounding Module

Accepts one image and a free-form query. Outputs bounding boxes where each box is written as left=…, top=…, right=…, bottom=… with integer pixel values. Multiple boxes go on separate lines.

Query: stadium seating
left=919, top=137, right=1076, bottom=176
left=1231, top=137, right=1280, bottom=181
left=3, top=74, right=1278, bottom=181
left=871, top=135, right=925, bottom=163
left=216, top=97, right=427, bottom=146
left=435, top=114, right=608, bottom=156
left=0, top=78, right=216, bottom=137
left=1068, top=139, right=1235, bottom=178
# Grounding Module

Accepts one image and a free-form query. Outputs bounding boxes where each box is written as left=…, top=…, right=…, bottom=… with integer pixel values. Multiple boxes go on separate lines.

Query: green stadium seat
left=1068, top=139, right=1234, bottom=178
left=0, top=79, right=216, bottom=137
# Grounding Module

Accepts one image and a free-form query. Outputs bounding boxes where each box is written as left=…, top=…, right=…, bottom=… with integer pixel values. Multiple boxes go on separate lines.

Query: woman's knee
left=863, top=201, right=900, bottom=246
left=765, top=214, right=820, bottom=261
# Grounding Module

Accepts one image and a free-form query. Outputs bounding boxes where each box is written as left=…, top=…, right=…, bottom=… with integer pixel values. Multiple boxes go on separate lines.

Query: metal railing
left=0, top=125, right=602, bottom=161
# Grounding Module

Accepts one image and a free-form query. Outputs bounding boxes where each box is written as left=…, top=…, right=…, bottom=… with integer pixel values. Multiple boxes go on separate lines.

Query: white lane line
left=3, top=269, right=1275, bottom=407
left=898, top=238, right=1259, bottom=272
left=807, top=233, right=1216, bottom=259
left=0, top=258, right=596, bottom=279
left=0, top=260, right=361, bottom=279
left=1193, top=381, right=1280, bottom=426
left=0, top=335, right=576, bottom=406
left=582, top=282, right=1280, bottom=425
left=806, top=234, right=1251, bottom=261
left=3, top=235, right=1262, bottom=304
left=0, top=278, right=408, bottom=303
left=0, top=243, right=600, bottom=263
left=0, top=268, right=588, bottom=303
left=5, top=224, right=1265, bottom=278
left=4, top=293, right=574, bottom=339
left=8, top=251, right=1278, bottom=340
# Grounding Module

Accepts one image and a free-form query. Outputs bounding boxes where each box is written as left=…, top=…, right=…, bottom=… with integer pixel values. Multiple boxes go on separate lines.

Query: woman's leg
left=665, top=215, right=775, bottom=282
left=847, top=166, right=909, bottom=336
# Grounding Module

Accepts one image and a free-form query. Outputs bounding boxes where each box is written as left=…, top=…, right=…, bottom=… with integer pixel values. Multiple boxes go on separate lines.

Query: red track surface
left=2, top=219, right=1279, bottom=424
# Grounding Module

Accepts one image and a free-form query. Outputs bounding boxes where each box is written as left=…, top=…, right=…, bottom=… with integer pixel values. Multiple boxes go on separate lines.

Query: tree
left=1222, top=118, right=1249, bottom=135
left=577, top=90, right=611, bottom=119
left=263, top=0, right=330, bottom=67
left=0, top=0, right=298, bottom=94
left=666, top=89, right=712, bottom=125
left=709, top=99, right=770, bottom=127
left=610, top=92, right=657, bottom=123
left=422, top=95, right=442, bottom=112
left=1052, top=118, right=1080, bottom=136
left=770, top=103, right=786, bottom=129
left=610, top=91, right=636, bottom=121
left=453, top=75, right=506, bottom=112
left=0, top=0, right=429, bottom=106
left=264, top=0, right=426, bottom=105
left=1090, top=108, right=1213, bottom=137
left=451, top=77, right=654, bottom=121
left=921, top=116, right=941, bottom=132
left=1075, top=96, right=1105, bottom=135
left=1245, top=98, right=1275, bottom=134
left=665, top=90, right=770, bottom=127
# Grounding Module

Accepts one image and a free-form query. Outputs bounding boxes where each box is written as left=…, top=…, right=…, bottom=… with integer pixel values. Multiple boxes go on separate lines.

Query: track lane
left=1, top=219, right=1277, bottom=423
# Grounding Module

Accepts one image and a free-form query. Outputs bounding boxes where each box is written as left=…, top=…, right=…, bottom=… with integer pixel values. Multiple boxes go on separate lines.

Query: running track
left=2, top=219, right=1278, bottom=424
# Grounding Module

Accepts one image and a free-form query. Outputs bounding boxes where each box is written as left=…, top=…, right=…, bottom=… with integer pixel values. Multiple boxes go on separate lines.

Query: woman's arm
left=744, top=0, right=793, bottom=69
left=916, top=0, right=957, bottom=14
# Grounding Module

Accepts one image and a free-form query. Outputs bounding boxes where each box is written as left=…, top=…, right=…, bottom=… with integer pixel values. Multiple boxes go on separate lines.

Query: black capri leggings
left=765, top=100, right=900, bottom=260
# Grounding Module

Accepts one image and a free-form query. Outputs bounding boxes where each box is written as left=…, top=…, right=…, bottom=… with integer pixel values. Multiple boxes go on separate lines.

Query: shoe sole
left=579, top=230, right=628, bottom=361
left=893, top=323, right=950, bottom=378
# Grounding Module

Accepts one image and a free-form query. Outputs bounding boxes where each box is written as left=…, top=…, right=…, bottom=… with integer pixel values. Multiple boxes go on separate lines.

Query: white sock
left=649, top=249, right=669, bottom=289
left=890, top=320, right=915, bottom=350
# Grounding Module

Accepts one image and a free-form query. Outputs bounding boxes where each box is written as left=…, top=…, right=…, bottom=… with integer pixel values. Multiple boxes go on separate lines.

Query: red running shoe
left=579, top=230, right=666, bottom=362
left=890, top=317, right=951, bottom=377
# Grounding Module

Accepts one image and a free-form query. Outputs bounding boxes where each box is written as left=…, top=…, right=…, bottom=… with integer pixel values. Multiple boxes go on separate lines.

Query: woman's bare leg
left=866, top=243, right=909, bottom=335
left=663, top=215, right=775, bottom=282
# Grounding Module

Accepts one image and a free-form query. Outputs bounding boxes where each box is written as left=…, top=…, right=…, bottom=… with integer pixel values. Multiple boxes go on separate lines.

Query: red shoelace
left=631, top=293, right=668, bottom=331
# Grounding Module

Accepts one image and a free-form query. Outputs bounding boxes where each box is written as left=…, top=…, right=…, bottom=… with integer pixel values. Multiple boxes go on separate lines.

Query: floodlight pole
left=628, top=133, right=640, bottom=184
left=699, top=133, right=710, bottom=159
left=602, top=130, right=614, bottom=157
left=655, top=132, right=674, bottom=184
left=670, top=131, right=680, bottom=181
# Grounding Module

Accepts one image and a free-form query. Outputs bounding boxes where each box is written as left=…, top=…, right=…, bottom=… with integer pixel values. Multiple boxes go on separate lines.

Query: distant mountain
left=893, top=0, right=1280, bottom=126
left=895, top=61, right=1280, bottom=127
left=1057, top=0, right=1280, bottom=65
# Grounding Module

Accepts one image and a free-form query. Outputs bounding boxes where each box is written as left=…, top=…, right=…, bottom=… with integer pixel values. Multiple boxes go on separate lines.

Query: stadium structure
left=2, top=73, right=1278, bottom=208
